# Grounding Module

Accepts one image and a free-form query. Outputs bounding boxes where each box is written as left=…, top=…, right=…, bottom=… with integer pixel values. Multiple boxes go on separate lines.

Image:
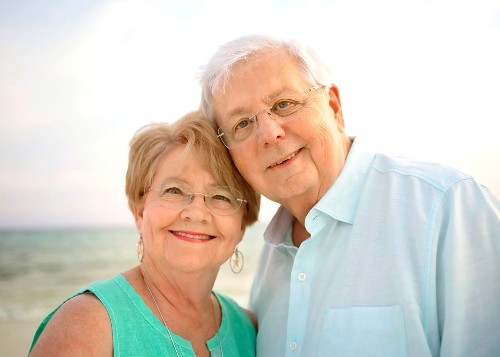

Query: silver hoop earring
left=137, top=236, right=144, bottom=262
left=229, top=246, right=244, bottom=274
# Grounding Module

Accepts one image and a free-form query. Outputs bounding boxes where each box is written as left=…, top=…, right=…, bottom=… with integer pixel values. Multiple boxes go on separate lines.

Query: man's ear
left=327, top=84, right=346, bottom=131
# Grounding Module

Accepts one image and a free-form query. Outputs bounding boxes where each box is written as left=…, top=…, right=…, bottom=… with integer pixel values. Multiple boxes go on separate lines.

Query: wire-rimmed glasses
left=217, top=84, right=325, bottom=149
left=148, top=179, right=246, bottom=216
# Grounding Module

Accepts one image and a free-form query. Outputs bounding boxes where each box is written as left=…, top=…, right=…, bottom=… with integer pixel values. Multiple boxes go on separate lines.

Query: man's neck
left=292, top=218, right=310, bottom=247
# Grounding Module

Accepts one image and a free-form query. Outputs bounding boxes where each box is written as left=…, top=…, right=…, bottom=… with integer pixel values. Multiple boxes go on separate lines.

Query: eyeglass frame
left=217, top=84, right=325, bottom=149
left=147, top=181, right=247, bottom=216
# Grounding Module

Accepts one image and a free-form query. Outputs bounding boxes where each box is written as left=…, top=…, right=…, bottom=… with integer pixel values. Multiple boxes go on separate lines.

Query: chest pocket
left=318, top=305, right=407, bottom=356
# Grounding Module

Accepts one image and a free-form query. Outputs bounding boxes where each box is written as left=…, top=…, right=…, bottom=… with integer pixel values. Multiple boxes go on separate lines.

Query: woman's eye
left=163, top=186, right=183, bottom=195
left=212, top=194, right=231, bottom=202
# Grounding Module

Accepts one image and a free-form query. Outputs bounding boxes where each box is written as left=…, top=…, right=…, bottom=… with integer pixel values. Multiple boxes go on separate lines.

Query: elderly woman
left=29, top=111, right=260, bottom=356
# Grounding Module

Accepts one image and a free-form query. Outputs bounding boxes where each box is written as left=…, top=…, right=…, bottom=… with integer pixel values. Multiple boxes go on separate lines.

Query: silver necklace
left=143, top=278, right=224, bottom=357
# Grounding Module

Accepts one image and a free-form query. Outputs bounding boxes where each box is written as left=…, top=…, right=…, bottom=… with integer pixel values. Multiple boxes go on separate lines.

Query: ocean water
left=0, top=223, right=266, bottom=323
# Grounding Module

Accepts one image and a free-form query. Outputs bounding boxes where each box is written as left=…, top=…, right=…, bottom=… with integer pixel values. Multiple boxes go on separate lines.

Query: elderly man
left=199, top=34, right=500, bottom=356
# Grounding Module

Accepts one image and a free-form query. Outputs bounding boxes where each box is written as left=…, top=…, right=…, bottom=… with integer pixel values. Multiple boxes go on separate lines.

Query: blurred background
left=1, top=0, right=499, bottom=355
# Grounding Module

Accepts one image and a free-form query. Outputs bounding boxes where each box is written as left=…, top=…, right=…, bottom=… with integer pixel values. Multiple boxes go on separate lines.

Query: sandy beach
left=0, top=320, right=40, bottom=357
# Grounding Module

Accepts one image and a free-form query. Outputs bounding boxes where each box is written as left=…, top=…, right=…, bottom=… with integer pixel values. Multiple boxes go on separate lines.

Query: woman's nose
left=180, top=194, right=211, bottom=221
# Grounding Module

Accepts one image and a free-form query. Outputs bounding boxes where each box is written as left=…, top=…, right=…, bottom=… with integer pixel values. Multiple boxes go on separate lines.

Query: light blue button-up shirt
left=249, top=138, right=500, bottom=357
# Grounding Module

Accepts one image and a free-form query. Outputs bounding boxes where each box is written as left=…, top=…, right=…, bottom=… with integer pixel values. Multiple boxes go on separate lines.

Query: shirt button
left=298, top=272, right=307, bottom=281
left=290, top=341, right=298, bottom=351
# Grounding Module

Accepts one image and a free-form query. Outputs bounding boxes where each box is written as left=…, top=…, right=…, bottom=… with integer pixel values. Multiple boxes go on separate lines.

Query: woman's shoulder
left=29, top=293, right=112, bottom=356
left=213, top=291, right=257, bottom=330
left=212, top=290, right=240, bottom=311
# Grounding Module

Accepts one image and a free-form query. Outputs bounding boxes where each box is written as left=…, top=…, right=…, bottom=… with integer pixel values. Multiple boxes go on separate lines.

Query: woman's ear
left=239, top=223, right=247, bottom=243
left=133, top=206, right=143, bottom=232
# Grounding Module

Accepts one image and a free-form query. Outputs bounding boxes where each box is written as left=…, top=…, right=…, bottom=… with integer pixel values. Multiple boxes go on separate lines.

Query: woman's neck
left=123, top=266, right=221, bottom=357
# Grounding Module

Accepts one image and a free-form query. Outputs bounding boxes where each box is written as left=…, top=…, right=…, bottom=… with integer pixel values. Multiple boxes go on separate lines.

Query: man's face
left=213, top=48, right=349, bottom=209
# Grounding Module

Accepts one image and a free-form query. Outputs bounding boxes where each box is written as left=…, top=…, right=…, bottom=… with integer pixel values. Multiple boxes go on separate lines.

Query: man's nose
left=255, top=110, right=286, bottom=145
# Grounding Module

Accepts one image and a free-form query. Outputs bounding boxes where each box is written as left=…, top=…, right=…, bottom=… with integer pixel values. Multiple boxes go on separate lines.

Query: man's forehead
left=212, top=51, right=306, bottom=118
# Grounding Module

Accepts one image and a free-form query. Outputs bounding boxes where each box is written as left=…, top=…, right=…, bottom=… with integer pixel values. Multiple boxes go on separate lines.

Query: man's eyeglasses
left=148, top=179, right=246, bottom=216
left=217, top=84, right=325, bottom=149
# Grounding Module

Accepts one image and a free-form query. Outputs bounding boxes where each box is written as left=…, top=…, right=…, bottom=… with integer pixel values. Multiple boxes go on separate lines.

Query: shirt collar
left=263, top=205, right=295, bottom=246
left=309, top=137, right=374, bottom=225
left=263, top=137, right=375, bottom=244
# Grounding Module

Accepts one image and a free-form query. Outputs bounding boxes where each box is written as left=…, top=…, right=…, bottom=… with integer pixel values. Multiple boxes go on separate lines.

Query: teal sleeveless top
left=29, top=274, right=256, bottom=356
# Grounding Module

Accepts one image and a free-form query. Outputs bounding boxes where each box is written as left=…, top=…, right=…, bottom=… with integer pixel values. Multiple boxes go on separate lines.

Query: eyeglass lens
left=218, top=85, right=324, bottom=149
left=152, top=179, right=244, bottom=215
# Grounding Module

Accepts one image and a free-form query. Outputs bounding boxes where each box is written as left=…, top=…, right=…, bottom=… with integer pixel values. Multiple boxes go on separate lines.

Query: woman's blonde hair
left=125, top=111, right=260, bottom=226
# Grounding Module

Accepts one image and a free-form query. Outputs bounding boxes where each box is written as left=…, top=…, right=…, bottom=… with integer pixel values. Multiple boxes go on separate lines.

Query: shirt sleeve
left=435, top=178, right=500, bottom=356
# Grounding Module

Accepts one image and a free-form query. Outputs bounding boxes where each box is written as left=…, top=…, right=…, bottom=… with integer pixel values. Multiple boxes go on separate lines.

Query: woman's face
left=134, top=146, right=246, bottom=274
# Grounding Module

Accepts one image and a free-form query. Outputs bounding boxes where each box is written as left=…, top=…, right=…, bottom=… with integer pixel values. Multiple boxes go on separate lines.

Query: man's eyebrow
left=266, top=87, right=297, bottom=100
left=224, top=105, right=251, bottom=120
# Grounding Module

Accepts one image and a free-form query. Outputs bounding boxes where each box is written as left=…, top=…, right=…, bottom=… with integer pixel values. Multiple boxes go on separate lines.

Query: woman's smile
left=170, top=230, right=216, bottom=243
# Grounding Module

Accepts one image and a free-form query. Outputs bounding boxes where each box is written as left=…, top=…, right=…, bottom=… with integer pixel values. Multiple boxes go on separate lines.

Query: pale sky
left=1, top=0, right=499, bottom=229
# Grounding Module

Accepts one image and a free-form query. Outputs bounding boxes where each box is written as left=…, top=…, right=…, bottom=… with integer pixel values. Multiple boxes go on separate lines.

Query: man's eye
left=276, top=100, right=292, bottom=109
left=234, top=119, right=251, bottom=131
left=272, top=99, right=300, bottom=116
